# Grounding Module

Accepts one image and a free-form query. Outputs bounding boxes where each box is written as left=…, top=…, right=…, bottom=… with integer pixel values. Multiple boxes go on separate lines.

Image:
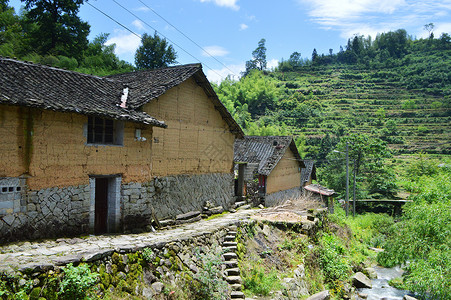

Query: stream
left=357, top=266, right=415, bottom=300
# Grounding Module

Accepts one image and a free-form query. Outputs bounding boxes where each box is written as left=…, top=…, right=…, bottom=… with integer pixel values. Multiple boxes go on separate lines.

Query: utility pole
left=345, top=142, right=349, bottom=217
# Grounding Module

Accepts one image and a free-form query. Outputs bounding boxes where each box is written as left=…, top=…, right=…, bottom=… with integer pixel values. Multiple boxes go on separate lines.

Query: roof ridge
left=107, top=63, right=202, bottom=78
left=0, top=56, right=119, bottom=83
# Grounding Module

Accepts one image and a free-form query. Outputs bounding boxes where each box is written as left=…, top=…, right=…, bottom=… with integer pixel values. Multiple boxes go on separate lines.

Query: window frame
left=87, top=116, right=123, bottom=146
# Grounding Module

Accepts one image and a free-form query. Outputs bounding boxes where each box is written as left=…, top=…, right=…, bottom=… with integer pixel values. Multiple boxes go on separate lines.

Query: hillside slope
left=273, top=64, right=450, bottom=155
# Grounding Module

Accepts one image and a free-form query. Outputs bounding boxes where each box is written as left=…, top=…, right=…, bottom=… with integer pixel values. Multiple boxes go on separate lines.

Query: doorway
left=90, top=175, right=121, bottom=235
left=95, top=177, right=109, bottom=234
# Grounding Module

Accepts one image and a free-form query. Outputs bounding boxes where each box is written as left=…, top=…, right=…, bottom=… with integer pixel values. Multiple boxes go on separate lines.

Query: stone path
left=0, top=209, right=257, bottom=274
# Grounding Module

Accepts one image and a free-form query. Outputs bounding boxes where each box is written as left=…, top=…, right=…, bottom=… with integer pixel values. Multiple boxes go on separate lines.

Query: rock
left=363, top=267, right=377, bottom=279
left=358, top=293, right=368, bottom=299
left=262, top=224, right=271, bottom=236
left=176, top=211, right=201, bottom=221
left=403, top=296, right=418, bottom=300
left=305, top=290, right=330, bottom=300
left=143, top=269, right=156, bottom=285
left=142, top=286, right=155, bottom=298
left=151, top=282, right=164, bottom=294
left=352, top=272, right=372, bottom=289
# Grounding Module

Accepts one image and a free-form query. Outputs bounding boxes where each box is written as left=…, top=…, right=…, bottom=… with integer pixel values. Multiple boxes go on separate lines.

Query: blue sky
left=9, top=0, right=451, bottom=82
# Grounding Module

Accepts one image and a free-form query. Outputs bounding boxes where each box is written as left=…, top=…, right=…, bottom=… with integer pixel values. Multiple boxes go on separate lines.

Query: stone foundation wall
left=264, top=187, right=303, bottom=207
left=0, top=180, right=91, bottom=243
left=121, top=173, right=234, bottom=231
left=0, top=173, right=234, bottom=243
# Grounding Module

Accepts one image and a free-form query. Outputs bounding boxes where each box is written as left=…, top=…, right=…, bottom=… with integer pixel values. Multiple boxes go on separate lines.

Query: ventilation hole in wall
left=1, top=187, right=6, bottom=193
left=8, top=187, right=14, bottom=192
left=16, top=187, right=21, bottom=192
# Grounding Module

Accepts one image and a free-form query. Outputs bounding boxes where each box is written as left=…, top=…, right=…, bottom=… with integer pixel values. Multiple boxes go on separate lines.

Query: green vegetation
left=214, top=29, right=450, bottom=158
left=0, top=1, right=172, bottom=75
left=59, top=263, right=98, bottom=300
left=377, top=160, right=451, bottom=299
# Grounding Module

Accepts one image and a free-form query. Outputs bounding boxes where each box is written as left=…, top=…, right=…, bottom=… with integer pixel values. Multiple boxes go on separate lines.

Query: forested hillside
left=215, top=31, right=451, bottom=159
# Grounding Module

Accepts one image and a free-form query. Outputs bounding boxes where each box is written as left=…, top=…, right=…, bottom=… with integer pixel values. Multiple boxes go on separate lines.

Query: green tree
left=243, top=38, right=266, bottom=76
left=424, top=22, right=434, bottom=39
left=22, top=0, right=90, bottom=60
left=135, top=31, right=177, bottom=70
left=312, top=48, right=318, bottom=62
left=288, top=51, right=302, bottom=68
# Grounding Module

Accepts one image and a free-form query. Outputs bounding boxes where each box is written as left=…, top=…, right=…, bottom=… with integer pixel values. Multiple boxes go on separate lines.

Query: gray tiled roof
left=0, top=57, right=166, bottom=127
left=301, top=160, right=316, bottom=186
left=234, top=136, right=305, bottom=176
left=108, top=64, right=202, bottom=109
left=108, top=64, right=244, bottom=138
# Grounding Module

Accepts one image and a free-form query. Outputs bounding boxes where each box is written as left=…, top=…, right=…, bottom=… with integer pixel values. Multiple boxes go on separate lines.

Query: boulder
left=305, top=290, right=330, bottom=300
left=403, top=296, right=418, bottom=300
left=352, top=272, right=372, bottom=289
left=363, top=267, right=377, bottom=279
left=151, top=282, right=164, bottom=294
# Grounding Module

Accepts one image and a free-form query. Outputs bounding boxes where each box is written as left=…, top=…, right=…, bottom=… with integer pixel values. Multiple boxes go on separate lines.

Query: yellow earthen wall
left=143, top=78, right=235, bottom=176
left=0, top=104, right=154, bottom=190
left=266, top=148, right=301, bottom=194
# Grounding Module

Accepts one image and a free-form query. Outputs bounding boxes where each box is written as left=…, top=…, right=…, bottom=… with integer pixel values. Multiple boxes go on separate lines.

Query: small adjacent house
left=234, top=136, right=305, bottom=207
left=301, top=160, right=317, bottom=187
left=0, top=58, right=242, bottom=243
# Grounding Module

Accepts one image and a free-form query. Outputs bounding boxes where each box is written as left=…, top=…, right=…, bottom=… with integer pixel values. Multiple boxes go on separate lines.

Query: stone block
left=2, top=214, right=15, bottom=226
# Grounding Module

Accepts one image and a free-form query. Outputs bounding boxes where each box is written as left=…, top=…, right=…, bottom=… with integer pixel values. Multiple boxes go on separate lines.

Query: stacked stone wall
left=121, top=173, right=234, bottom=231
left=264, top=187, right=303, bottom=207
left=0, top=173, right=234, bottom=243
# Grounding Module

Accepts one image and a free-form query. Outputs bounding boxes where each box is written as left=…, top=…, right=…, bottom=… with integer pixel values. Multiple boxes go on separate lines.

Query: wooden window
left=87, top=116, right=122, bottom=145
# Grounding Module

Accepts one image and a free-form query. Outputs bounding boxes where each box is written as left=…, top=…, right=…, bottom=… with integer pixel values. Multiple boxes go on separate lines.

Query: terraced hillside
left=270, top=66, right=450, bottom=155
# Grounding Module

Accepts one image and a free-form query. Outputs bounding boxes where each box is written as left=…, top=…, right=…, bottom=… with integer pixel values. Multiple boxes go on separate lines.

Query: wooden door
left=95, top=177, right=108, bottom=234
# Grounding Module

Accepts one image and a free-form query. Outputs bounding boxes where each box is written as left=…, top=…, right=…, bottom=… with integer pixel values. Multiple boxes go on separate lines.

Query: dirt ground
left=252, top=194, right=327, bottom=223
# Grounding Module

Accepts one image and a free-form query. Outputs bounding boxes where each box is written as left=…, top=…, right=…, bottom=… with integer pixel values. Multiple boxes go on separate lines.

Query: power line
left=107, top=0, right=225, bottom=80
left=138, top=0, right=239, bottom=78
left=86, top=2, right=141, bottom=39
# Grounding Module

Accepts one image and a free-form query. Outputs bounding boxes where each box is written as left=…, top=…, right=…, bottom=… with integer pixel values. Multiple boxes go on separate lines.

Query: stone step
left=176, top=210, right=201, bottom=221
left=227, top=230, right=237, bottom=236
left=231, top=291, right=245, bottom=299
left=223, top=241, right=237, bottom=247
left=223, top=246, right=237, bottom=253
left=228, top=225, right=238, bottom=231
left=224, top=235, right=236, bottom=242
left=230, top=283, right=242, bottom=291
left=224, top=260, right=238, bottom=268
left=223, top=252, right=237, bottom=260
left=226, top=276, right=242, bottom=284
left=226, top=268, right=241, bottom=276
left=234, top=201, right=246, bottom=208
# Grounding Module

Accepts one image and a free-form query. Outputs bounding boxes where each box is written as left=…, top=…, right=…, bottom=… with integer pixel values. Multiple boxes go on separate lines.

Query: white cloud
left=267, top=59, right=279, bottom=70
left=205, top=63, right=245, bottom=83
left=298, top=0, right=451, bottom=39
left=106, top=31, right=141, bottom=56
left=135, top=6, right=150, bottom=12
left=199, top=0, right=239, bottom=10
left=132, top=20, right=145, bottom=31
left=202, top=45, right=229, bottom=57
left=239, top=23, right=248, bottom=31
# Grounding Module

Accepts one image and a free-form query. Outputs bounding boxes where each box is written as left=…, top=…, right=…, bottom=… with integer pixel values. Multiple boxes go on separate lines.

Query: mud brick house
left=0, top=58, right=242, bottom=242
left=234, top=136, right=305, bottom=207
left=108, top=64, right=243, bottom=225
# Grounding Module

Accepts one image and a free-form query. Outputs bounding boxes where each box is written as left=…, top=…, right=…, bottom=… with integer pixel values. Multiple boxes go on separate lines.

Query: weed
left=189, top=249, right=230, bottom=300
left=58, top=263, right=99, bottom=300
left=141, top=247, right=155, bottom=264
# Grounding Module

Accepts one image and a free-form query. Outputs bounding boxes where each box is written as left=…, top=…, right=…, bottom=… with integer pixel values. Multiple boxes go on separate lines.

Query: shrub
left=59, top=263, right=99, bottom=300
left=190, top=250, right=230, bottom=300
left=242, top=264, right=281, bottom=296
